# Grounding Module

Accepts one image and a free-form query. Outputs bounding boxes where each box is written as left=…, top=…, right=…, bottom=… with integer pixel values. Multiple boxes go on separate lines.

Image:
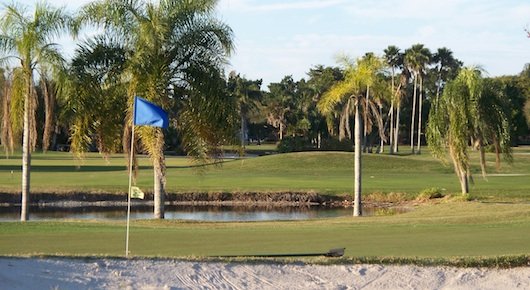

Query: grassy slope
left=0, top=203, right=529, bottom=259
left=1, top=149, right=530, bottom=200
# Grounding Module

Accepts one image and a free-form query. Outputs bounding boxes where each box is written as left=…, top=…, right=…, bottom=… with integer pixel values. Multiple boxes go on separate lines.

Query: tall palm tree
left=383, top=45, right=400, bottom=154
left=427, top=67, right=512, bottom=194
left=404, top=44, right=431, bottom=154
left=433, top=47, right=462, bottom=100
left=318, top=56, right=384, bottom=217
left=78, top=0, right=234, bottom=219
left=356, top=53, right=384, bottom=152
left=0, top=2, right=72, bottom=221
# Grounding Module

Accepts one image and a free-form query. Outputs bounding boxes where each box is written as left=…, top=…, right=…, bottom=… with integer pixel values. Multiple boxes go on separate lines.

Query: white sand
left=1, top=258, right=529, bottom=289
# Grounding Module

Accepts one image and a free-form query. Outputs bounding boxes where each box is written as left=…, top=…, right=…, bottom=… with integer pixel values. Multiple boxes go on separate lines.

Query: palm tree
left=63, top=37, right=128, bottom=158
left=426, top=67, right=512, bottom=194
left=266, top=76, right=296, bottom=140
left=356, top=53, right=384, bottom=152
left=78, top=0, right=234, bottom=219
left=227, top=72, right=262, bottom=151
left=383, top=45, right=401, bottom=154
left=0, top=2, right=72, bottom=221
left=318, top=56, right=385, bottom=217
left=305, top=65, right=344, bottom=146
left=433, top=47, right=462, bottom=100
left=404, top=44, right=431, bottom=154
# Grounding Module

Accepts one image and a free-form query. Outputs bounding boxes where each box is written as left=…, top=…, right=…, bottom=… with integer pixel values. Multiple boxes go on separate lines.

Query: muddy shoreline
left=0, top=191, right=357, bottom=208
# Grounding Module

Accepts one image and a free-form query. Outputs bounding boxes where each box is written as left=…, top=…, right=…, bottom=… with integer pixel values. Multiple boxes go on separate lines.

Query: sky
left=2, top=0, right=530, bottom=88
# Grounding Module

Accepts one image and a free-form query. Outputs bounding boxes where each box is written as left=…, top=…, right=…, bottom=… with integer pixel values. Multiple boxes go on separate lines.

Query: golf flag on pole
left=133, top=96, right=169, bottom=128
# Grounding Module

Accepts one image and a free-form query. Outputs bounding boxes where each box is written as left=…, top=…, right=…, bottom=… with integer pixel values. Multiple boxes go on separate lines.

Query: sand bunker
left=1, top=258, right=529, bottom=289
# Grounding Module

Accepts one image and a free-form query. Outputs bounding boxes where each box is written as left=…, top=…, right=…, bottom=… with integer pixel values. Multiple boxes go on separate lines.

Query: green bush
left=277, top=136, right=312, bottom=153
left=320, top=137, right=353, bottom=151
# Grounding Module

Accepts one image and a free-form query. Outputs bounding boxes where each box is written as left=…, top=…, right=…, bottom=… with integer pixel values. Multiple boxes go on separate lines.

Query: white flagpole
left=125, top=124, right=135, bottom=258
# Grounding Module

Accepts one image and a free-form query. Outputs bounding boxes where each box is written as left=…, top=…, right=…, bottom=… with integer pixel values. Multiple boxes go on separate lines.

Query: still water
left=0, top=205, right=408, bottom=221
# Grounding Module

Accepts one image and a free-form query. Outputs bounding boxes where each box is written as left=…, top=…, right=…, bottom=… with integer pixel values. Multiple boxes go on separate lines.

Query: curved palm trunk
left=416, top=76, right=423, bottom=154
left=449, top=145, right=469, bottom=194
left=410, top=75, right=418, bottom=153
left=21, top=73, right=32, bottom=221
left=353, top=99, right=362, bottom=217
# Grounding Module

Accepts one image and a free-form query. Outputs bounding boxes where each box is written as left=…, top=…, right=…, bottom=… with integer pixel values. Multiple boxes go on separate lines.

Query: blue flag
left=133, top=96, right=169, bottom=128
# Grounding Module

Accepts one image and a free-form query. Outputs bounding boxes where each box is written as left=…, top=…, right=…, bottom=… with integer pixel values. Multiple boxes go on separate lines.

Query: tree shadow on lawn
left=0, top=165, right=152, bottom=172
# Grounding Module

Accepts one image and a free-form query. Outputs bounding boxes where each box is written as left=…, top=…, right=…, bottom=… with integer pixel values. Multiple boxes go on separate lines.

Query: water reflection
left=0, top=205, right=409, bottom=221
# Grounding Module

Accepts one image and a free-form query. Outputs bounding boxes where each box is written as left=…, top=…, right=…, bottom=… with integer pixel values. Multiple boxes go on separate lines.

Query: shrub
left=417, top=187, right=445, bottom=200
left=277, top=136, right=312, bottom=153
left=320, top=137, right=353, bottom=151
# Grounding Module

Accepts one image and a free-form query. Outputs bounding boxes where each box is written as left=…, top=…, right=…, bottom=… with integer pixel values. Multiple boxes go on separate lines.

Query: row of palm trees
left=0, top=0, right=235, bottom=221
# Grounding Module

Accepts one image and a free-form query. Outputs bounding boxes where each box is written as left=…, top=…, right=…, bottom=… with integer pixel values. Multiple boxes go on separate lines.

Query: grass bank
left=1, top=202, right=529, bottom=264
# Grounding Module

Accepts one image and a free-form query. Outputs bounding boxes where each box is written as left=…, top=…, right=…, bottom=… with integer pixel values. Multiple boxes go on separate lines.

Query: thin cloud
left=221, top=0, right=347, bottom=12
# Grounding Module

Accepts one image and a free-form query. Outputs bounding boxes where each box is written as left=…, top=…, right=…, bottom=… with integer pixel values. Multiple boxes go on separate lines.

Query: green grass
left=1, top=148, right=530, bottom=201
left=1, top=149, right=529, bottom=264
left=0, top=202, right=529, bottom=261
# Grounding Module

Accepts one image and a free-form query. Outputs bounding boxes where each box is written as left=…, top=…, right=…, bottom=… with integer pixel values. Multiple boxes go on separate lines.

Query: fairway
left=1, top=203, right=529, bottom=262
left=1, top=149, right=530, bottom=262
left=1, top=148, right=530, bottom=201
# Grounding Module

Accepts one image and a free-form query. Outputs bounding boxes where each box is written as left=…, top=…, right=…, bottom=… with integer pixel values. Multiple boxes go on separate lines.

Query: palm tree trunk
left=389, top=102, right=394, bottom=154
left=389, top=68, right=395, bottom=154
left=240, top=112, right=245, bottom=149
left=459, top=168, right=469, bottom=194
left=493, top=136, right=501, bottom=171
left=42, top=78, right=54, bottom=152
left=450, top=145, right=469, bottom=195
left=363, top=86, right=370, bottom=152
left=379, top=104, right=384, bottom=153
left=353, top=99, right=362, bottom=217
left=479, top=144, right=488, bottom=180
left=153, top=156, right=165, bottom=219
left=21, top=73, right=32, bottom=221
left=410, top=75, right=417, bottom=153
left=416, top=76, right=423, bottom=154
left=394, top=102, right=400, bottom=153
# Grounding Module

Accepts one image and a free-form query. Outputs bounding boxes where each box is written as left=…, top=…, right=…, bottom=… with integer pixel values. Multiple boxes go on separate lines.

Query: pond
left=0, top=205, right=410, bottom=222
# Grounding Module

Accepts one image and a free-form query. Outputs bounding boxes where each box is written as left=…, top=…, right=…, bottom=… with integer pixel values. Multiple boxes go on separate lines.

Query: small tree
left=427, top=67, right=512, bottom=195
left=318, top=56, right=385, bottom=216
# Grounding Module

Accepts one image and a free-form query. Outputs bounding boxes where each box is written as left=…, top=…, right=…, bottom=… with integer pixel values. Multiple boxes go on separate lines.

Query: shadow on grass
left=0, top=165, right=151, bottom=172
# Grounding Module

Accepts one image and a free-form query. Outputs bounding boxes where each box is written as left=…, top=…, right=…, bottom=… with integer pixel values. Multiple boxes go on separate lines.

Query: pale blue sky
left=3, top=0, right=530, bottom=87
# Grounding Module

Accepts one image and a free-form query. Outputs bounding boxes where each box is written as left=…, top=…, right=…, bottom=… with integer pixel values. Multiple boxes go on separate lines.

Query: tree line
left=236, top=48, right=530, bottom=155
left=1, top=1, right=529, bottom=219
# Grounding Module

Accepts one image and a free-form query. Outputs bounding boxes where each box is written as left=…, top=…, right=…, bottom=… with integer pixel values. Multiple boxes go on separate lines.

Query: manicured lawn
left=1, top=149, right=529, bottom=262
left=0, top=203, right=529, bottom=259
left=1, top=148, right=529, bottom=201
